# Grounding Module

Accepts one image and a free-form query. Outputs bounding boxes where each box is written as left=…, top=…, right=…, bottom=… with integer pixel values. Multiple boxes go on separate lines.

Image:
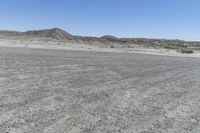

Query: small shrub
left=164, top=46, right=177, bottom=49
left=127, top=45, right=132, bottom=48
left=180, top=48, right=194, bottom=54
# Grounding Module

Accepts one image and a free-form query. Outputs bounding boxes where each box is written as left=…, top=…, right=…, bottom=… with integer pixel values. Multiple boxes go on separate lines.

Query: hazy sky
left=0, top=0, right=199, bottom=41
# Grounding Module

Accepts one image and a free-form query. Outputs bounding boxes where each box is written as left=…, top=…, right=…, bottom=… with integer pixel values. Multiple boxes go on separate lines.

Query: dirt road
left=0, top=47, right=200, bottom=133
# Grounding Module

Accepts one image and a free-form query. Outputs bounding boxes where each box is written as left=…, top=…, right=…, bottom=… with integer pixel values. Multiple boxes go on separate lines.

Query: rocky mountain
left=0, top=28, right=200, bottom=48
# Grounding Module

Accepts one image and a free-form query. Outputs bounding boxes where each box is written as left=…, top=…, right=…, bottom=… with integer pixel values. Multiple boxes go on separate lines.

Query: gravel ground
left=0, top=47, right=200, bottom=133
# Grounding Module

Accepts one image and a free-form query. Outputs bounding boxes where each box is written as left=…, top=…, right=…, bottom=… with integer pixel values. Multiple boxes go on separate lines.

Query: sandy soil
left=0, top=39, right=200, bottom=58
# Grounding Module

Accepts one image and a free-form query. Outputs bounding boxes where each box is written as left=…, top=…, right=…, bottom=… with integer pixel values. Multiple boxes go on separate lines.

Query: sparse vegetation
left=164, top=45, right=187, bottom=50
left=127, top=45, right=132, bottom=48
left=180, top=48, right=194, bottom=54
left=110, top=45, right=114, bottom=48
left=164, top=46, right=178, bottom=49
left=164, top=45, right=194, bottom=54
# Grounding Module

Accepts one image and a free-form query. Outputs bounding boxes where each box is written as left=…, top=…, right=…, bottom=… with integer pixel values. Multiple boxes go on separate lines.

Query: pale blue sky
left=0, top=0, right=199, bottom=41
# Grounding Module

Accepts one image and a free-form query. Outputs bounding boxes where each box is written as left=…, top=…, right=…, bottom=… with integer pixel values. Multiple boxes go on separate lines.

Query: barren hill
left=0, top=28, right=73, bottom=40
left=0, top=28, right=200, bottom=49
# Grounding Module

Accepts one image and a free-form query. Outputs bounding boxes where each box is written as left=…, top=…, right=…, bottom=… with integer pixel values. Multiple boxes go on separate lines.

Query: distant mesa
left=101, top=35, right=118, bottom=39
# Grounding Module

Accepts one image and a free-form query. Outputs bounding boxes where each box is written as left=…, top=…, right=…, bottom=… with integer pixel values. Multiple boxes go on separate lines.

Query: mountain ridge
left=0, top=28, right=200, bottom=48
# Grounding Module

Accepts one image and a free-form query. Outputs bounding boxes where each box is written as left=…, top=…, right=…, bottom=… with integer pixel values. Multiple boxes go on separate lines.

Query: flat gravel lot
left=0, top=47, right=200, bottom=133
